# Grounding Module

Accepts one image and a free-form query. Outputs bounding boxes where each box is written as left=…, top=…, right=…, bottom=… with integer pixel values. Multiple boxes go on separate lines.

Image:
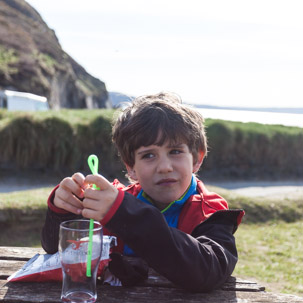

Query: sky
left=26, top=0, right=303, bottom=108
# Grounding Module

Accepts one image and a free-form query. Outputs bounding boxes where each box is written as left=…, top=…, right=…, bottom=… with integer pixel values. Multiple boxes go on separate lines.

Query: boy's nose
left=157, top=157, right=173, bottom=173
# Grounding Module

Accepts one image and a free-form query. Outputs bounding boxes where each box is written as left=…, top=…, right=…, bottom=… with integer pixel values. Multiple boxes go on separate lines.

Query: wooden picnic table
left=1, top=246, right=303, bottom=303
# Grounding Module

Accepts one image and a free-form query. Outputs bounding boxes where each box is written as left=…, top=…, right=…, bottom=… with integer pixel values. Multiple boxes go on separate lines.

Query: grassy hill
left=0, top=0, right=108, bottom=108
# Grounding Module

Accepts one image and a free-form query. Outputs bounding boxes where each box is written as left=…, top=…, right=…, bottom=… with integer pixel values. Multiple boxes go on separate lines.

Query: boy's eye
left=170, top=149, right=182, bottom=155
left=141, top=153, right=154, bottom=159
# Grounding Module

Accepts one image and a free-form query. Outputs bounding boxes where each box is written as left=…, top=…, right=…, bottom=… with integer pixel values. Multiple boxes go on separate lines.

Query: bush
left=202, top=119, right=303, bottom=180
left=0, top=109, right=123, bottom=178
left=0, top=110, right=302, bottom=180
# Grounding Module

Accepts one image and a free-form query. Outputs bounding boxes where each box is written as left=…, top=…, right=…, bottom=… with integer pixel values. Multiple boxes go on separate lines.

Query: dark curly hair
left=112, top=92, right=207, bottom=168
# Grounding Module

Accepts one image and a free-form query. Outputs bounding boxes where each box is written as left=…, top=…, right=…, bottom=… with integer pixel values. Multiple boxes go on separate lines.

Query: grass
left=0, top=186, right=303, bottom=296
left=207, top=185, right=303, bottom=223
left=0, top=45, right=19, bottom=77
left=205, top=118, right=303, bottom=136
left=0, top=187, right=52, bottom=210
left=234, top=221, right=303, bottom=295
left=0, top=220, right=44, bottom=247
left=0, top=187, right=52, bottom=247
left=0, top=108, right=116, bottom=126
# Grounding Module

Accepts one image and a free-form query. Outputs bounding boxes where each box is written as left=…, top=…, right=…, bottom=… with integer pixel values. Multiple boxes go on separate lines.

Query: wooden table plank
left=1, top=281, right=303, bottom=303
left=0, top=247, right=43, bottom=261
left=0, top=258, right=265, bottom=292
left=0, top=260, right=26, bottom=279
left=0, top=247, right=265, bottom=292
left=2, top=247, right=302, bottom=303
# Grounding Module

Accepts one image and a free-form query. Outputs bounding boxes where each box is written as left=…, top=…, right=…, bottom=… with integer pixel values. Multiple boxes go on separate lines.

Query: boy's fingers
left=84, top=186, right=118, bottom=205
left=82, top=197, right=99, bottom=210
left=85, top=174, right=111, bottom=190
left=54, top=196, right=82, bottom=215
left=56, top=188, right=83, bottom=209
left=81, top=198, right=112, bottom=221
left=54, top=188, right=83, bottom=208
left=82, top=208, right=100, bottom=221
left=83, top=187, right=100, bottom=200
left=72, top=172, right=87, bottom=190
left=60, top=177, right=84, bottom=198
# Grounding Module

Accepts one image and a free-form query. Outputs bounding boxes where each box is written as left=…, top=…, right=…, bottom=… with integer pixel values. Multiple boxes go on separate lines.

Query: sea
left=194, top=107, right=303, bottom=128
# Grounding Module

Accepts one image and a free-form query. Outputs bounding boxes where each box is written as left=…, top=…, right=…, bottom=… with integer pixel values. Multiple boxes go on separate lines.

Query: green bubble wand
left=86, top=154, right=99, bottom=277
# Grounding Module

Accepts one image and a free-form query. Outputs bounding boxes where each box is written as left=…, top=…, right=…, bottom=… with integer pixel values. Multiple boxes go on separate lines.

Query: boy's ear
left=193, top=151, right=204, bottom=173
left=125, top=164, right=138, bottom=181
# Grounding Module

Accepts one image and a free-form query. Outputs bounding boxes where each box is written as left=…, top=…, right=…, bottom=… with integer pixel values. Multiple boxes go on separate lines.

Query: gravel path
left=0, top=175, right=57, bottom=193
left=1, top=176, right=303, bottom=198
left=206, top=180, right=303, bottom=199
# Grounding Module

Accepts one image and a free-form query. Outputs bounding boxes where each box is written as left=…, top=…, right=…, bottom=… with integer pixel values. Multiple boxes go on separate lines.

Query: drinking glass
left=59, top=219, right=103, bottom=303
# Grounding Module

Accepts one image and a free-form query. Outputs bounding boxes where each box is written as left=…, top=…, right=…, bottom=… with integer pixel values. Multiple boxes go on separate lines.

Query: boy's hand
left=82, top=174, right=119, bottom=222
left=53, top=173, right=87, bottom=214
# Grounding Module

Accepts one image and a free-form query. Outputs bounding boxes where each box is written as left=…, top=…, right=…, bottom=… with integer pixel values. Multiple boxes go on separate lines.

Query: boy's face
left=126, top=141, right=202, bottom=209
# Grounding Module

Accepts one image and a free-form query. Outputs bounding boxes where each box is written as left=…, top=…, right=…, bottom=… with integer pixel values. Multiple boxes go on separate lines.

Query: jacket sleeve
left=40, top=186, right=82, bottom=254
left=104, top=192, right=242, bottom=292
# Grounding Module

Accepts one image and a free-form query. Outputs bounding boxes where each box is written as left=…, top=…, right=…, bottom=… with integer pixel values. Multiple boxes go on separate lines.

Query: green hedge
left=203, top=119, right=303, bottom=179
left=0, top=110, right=303, bottom=180
left=0, top=109, right=124, bottom=179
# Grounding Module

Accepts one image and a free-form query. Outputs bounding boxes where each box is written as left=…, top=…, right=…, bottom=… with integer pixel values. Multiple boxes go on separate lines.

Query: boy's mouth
left=156, top=178, right=177, bottom=186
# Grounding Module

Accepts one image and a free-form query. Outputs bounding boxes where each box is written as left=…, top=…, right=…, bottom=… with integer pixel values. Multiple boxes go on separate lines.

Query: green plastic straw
left=86, top=154, right=99, bottom=277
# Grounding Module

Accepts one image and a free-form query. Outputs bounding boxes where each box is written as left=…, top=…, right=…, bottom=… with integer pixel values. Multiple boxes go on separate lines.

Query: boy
left=41, top=92, right=244, bottom=292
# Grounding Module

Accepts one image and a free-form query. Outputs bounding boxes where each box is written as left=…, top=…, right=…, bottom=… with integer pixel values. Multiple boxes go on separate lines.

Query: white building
left=0, top=90, right=49, bottom=111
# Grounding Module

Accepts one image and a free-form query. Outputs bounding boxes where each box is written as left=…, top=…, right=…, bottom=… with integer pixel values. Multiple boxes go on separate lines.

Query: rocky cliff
left=0, top=0, right=109, bottom=109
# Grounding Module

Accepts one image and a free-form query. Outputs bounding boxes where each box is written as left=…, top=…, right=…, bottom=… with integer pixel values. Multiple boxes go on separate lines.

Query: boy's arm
left=41, top=172, right=90, bottom=253
left=40, top=176, right=125, bottom=254
left=103, top=192, right=242, bottom=292
left=41, top=186, right=82, bottom=254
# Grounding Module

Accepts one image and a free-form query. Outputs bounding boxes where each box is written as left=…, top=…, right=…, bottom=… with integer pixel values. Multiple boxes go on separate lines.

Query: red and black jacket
left=41, top=178, right=244, bottom=292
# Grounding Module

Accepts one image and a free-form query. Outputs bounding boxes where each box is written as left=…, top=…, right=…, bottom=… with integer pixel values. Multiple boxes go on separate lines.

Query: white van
left=0, top=90, right=49, bottom=111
